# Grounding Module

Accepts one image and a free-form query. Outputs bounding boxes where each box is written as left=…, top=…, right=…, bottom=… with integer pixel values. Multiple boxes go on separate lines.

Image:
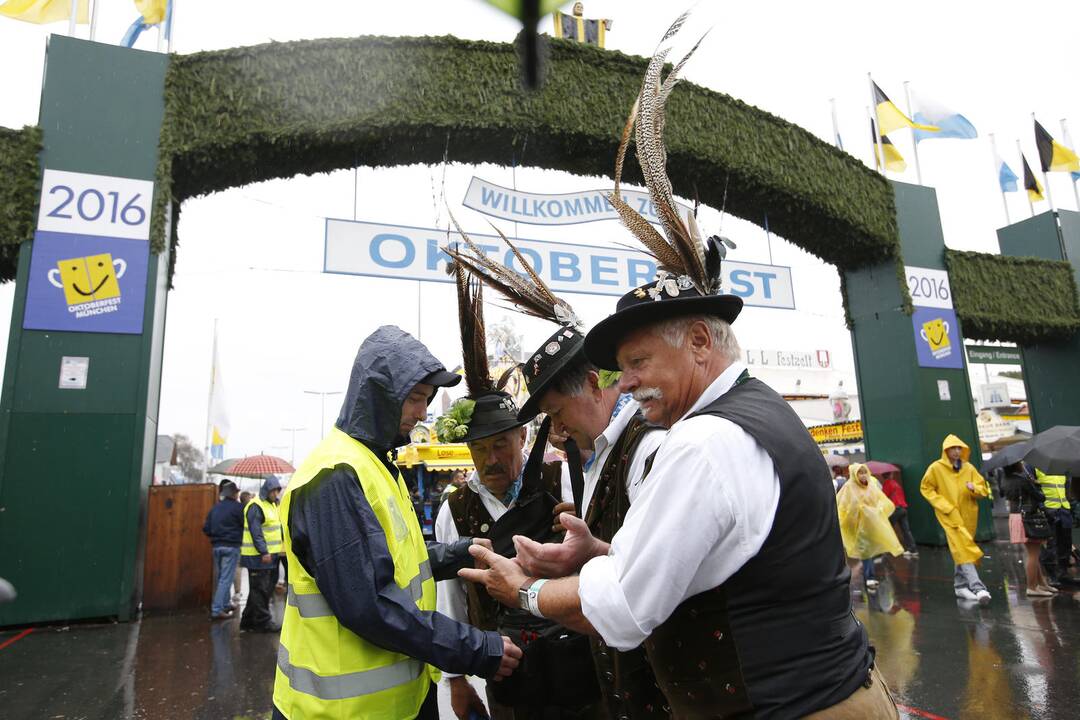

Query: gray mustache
left=633, top=387, right=664, bottom=402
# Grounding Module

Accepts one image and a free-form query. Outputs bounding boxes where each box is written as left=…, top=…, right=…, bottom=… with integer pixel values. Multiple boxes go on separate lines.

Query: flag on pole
left=994, top=147, right=1019, bottom=192
left=1060, top=124, right=1080, bottom=183
left=1034, top=119, right=1080, bottom=173
left=909, top=88, right=978, bottom=142
left=208, top=329, right=230, bottom=461
left=0, top=0, right=88, bottom=24
left=871, top=122, right=906, bottom=172
left=872, top=80, right=939, bottom=135
left=1022, top=154, right=1045, bottom=203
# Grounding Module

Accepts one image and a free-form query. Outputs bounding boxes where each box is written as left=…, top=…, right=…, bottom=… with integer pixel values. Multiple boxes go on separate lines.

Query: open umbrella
left=227, top=454, right=296, bottom=478
left=824, top=454, right=850, bottom=469
left=982, top=440, right=1033, bottom=474
left=865, top=460, right=900, bottom=477
left=1023, top=425, right=1080, bottom=475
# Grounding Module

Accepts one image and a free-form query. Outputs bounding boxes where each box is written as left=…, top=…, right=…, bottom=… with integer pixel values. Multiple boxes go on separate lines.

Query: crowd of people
left=190, top=18, right=1075, bottom=719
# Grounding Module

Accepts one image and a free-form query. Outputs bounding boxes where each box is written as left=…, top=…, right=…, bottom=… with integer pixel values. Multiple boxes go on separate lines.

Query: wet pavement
left=1, top=520, right=1078, bottom=720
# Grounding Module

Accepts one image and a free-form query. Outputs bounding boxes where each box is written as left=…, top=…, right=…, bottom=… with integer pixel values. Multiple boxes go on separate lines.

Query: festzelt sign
left=324, top=219, right=796, bottom=309
left=462, top=176, right=694, bottom=227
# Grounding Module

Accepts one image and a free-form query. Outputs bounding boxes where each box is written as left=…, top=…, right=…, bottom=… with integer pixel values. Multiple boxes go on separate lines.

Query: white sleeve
left=560, top=461, right=573, bottom=504
left=434, top=497, right=470, bottom=679
left=578, top=416, right=779, bottom=651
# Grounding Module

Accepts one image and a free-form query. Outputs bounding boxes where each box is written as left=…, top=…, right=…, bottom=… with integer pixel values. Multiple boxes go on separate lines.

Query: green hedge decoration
left=152, top=34, right=900, bottom=271
left=0, top=126, right=42, bottom=278
left=945, top=248, right=1080, bottom=343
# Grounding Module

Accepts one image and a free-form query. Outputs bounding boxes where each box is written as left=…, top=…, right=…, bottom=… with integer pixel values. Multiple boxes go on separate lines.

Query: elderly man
left=435, top=266, right=592, bottom=720
left=271, top=325, right=521, bottom=720
left=445, top=235, right=669, bottom=717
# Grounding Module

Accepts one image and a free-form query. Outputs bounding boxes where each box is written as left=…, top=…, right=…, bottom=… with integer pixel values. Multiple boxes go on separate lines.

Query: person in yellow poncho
left=920, top=434, right=991, bottom=604
left=837, top=464, right=904, bottom=589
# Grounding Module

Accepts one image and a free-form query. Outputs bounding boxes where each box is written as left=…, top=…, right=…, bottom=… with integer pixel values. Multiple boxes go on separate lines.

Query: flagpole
left=1061, top=118, right=1080, bottom=211
left=1018, top=139, right=1035, bottom=218
left=68, top=0, right=78, bottom=36
left=89, top=0, right=99, bottom=42
left=867, top=74, right=887, bottom=176
left=167, top=0, right=177, bottom=53
left=988, top=133, right=1010, bottom=225
left=1034, top=113, right=1056, bottom=212
left=903, top=81, right=924, bottom=185
left=205, top=319, right=218, bottom=465
left=829, top=98, right=842, bottom=150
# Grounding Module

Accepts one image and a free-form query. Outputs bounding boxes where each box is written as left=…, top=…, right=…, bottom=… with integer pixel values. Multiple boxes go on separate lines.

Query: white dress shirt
left=577, top=361, right=781, bottom=651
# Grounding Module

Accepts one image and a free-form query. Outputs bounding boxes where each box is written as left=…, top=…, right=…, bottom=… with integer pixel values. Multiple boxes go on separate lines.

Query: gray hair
left=654, top=315, right=741, bottom=362
left=550, top=356, right=599, bottom=398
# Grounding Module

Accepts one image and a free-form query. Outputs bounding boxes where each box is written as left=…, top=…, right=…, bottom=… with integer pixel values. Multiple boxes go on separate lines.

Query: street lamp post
left=280, top=427, right=306, bottom=466
left=304, top=390, right=344, bottom=439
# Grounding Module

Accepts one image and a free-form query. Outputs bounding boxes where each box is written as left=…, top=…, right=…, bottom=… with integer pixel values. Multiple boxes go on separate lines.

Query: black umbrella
left=1024, top=425, right=1080, bottom=475
left=983, top=440, right=1033, bottom=474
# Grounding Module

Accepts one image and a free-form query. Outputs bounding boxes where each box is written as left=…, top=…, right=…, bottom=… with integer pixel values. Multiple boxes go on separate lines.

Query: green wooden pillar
left=998, top=210, right=1080, bottom=431
left=845, top=181, right=992, bottom=545
left=0, top=37, right=169, bottom=626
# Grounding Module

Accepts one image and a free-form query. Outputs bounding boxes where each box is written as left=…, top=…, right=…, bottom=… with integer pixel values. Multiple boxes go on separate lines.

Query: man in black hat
left=434, top=266, right=593, bottom=720
left=445, top=235, right=669, bottom=718
left=460, top=15, right=894, bottom=715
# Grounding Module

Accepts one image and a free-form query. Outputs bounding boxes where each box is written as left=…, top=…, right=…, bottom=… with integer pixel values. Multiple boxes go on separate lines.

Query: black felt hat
left=517, top=325, right=587, bottom=421
left=459, top=390, right=530, bottom=443
left=584, top=276, right=743, bottom=370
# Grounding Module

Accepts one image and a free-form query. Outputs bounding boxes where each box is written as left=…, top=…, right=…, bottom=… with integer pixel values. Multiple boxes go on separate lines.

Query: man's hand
left=459, top=545, right=529, bottom=607
left=493, top=636, right=523, bottom=681
left=261, top=553, right=272, bottom=564
left=471, top=538, right=493, bottom=569
left=966, top=482, right=975, bottom=492
left=449, top=676, right=489, bottom=718
left=515, top=512, right=607, bottom=578
left=552, top=501, right=577, bottom=533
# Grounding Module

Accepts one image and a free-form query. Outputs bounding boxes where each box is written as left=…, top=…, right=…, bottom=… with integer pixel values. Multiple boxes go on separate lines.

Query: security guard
left=271, top=326, right=521, bottom=720
left=1035, top=468, right=1074, bottom=584
left=240, top=475, right=283, bottom=632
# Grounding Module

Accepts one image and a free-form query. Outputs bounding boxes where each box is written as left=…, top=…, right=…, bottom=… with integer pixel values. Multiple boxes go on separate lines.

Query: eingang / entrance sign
left=324, top=218, right=796, bottom=309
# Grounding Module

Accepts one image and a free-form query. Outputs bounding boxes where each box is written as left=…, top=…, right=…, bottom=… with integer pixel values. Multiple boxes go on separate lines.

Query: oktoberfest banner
left=462, top=176, right=694, bottom=227
left=324, top=218, right=796, bottom=309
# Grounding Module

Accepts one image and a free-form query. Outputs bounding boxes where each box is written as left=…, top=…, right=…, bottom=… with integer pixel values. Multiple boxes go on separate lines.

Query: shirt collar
left=592, top=394, right=639, bottom=459
left=679, top=360, right=748, bottom=424
left=467, top=452, right=527, bottom=508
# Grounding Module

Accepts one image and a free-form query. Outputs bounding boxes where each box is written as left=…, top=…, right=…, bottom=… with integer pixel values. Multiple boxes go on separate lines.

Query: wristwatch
left=517, top=578, right=536, bottom=612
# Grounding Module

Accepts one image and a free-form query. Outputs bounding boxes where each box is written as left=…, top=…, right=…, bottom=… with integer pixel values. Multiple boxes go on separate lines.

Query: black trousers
left=890, top=507, right=917, bottom=552
left=241, top=568, right=277, bottom=629
left=271, top=682, right=437, bottom=719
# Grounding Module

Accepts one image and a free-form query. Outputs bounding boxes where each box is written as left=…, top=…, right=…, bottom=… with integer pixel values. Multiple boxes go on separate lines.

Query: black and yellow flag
left=871, top=122, right=906, bottom=172
left=872, top=80, right=938, bottom=136
left=1034, top=119, right=1080, bottom=173
left=1022, top=154, right=1045, bottom=203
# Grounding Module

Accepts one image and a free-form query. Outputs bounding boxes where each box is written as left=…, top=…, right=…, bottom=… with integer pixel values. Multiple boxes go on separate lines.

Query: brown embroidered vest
left=584, top=414, right=671, bottom=719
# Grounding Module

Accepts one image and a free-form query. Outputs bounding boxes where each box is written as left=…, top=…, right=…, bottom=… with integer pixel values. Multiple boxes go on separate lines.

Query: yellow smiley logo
left=920, top=318, right=951, bottom=353
left=48, top=253, right=126, bottom=306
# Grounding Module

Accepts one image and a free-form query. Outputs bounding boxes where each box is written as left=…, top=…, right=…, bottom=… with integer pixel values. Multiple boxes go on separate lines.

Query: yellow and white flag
left=0, top=0, right=88, bottom=24
left=208, top=327, right=230, bottom=460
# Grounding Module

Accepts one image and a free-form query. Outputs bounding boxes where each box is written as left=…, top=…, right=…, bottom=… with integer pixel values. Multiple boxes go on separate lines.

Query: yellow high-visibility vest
left=273, top=428, right=438, bottom=719
left=242, top=497, right=283, bottom=556
left=1035, top=469, right=1071, bottom=510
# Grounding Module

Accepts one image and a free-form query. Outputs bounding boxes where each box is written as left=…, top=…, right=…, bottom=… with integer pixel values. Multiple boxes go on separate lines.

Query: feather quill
left=452, top=261, right=492, bottom=397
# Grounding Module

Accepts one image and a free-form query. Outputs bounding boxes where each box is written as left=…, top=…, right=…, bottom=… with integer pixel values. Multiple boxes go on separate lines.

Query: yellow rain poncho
left=920, top=435, right=989, bottom=564
left=836, top=463, right=904, bottom=560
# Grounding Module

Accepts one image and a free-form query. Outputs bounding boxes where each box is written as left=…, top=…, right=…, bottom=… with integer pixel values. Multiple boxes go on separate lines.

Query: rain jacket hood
left=335, top=325, right=454, bottom=450
left=939, top=434, right=971, bottom=465
left=259, top=475, right=282, bottom=501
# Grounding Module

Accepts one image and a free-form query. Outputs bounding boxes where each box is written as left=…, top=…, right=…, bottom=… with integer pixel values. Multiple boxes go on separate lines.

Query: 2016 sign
left=36, top=169, right=153, bottom=242
left=904, top=265, right=953, bottom=310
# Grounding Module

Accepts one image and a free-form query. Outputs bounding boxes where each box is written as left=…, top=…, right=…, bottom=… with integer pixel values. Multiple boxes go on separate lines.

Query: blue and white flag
left=994, top=146, right=1019, bottom=193
left=909, top=88, right=978, bottom=143
left=1061, top=124, right=1080, bottom=183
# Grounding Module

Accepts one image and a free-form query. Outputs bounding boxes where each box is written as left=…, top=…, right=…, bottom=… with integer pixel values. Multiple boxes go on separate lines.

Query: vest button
left=480, top=523, right=490, bottom=532
left=604, top=671, right=615, bottom=683
left=725, top=683, right=737, bottom=694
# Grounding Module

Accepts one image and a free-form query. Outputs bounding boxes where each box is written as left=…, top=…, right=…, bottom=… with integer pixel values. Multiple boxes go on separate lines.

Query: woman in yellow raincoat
left=837, top=463, right=904, bottom=589
left=920, top=434, right=992, bottom=604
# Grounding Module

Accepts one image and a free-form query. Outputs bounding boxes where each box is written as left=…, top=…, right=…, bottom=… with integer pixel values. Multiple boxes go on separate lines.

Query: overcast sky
left=1, top=1, right=1074, bottom=463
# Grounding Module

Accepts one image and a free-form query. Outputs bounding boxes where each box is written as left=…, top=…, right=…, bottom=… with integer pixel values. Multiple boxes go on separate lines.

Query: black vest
left=584, top=414, right=671, bottom=719
left=643, top=378, right=872, bottom=719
